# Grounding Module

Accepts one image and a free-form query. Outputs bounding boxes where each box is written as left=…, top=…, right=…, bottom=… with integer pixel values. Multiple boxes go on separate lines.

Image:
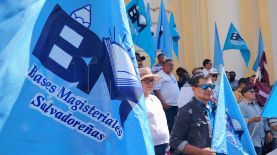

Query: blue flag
left=253, top=30, right=264, bottom=71
left=213, top=23, right=224, bottom=71
left=126, top=0, right=156, bottom=66
left=262, top=82, right=277, bottom=117
left=147, top=3, right=154, bottom=37
left=155, top=0, right=173, bottom=59
left=146, top=3, right=156, bottom=56
left=0, top=0, right=155, bottom=154
left=223, top=23, right=251, bottom=66
left=212, top=68, right=256, bottom=155
left=169, top=12, right=180, bottom=59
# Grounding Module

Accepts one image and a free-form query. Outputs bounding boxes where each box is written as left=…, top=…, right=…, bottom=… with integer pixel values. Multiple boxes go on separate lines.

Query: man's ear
left=191, top=86, right=196, bottom=92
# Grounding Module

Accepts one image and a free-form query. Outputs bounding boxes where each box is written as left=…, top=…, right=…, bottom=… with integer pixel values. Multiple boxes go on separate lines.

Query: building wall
left=125, top=0, right=276, bottom=84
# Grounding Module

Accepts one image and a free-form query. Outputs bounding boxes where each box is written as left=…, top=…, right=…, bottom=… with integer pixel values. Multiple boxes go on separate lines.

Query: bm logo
left=230, top=32, right=243, bottom=41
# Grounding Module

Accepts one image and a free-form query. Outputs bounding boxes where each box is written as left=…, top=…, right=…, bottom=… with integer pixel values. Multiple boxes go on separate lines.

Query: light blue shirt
left=151, top=63, right=163, bottom=74
left=239, top=99, right=270, bottom=147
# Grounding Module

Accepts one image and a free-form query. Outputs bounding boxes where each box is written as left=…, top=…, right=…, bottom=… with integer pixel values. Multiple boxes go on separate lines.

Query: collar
left=193, top=97, right=209, bottom=111
left=243, top=99, right=255, bottom=105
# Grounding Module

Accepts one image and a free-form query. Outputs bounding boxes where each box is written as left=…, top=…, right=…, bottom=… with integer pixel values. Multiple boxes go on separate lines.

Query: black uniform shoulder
left=179, top=97, right=197, bottom=115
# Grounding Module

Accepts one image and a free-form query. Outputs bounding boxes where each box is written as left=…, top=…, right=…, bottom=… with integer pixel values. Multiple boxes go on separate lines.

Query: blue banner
left=155, top=0, right=173, bottom=59
left=0, top=0, right=154, bottom=154
left=253, top=30, right=264, bottom=71
left=223, top=23, right=251, bottom=66
left=126, top=0, right=156, bottom=66
left=213, top=23, right=224, bottom=72
left=169, top=12, right=180, bottom=59
left=212, top=68, right=256, bottom=155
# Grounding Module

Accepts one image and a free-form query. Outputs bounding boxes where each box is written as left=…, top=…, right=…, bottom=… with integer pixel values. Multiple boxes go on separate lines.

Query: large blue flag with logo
left=169, top=12, right=180, bottom=59
left=253, top=30, right=264, bottom=71
left=262, top=82, right=277, bottom=117
left=126, top=0, right=156, bottom=66
left=212, top=68, right=256, bottom=155
left=155, top=0, right=173, bottom=59
left=223, top=23, right=251, bottom=66
left=0, top=0, right=155, bottom=154
left=213, top=23, right=224, bottom=72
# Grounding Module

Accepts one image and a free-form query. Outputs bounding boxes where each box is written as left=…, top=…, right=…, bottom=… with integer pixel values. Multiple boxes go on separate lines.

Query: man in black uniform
left=170, top=72, right=216, bottom=155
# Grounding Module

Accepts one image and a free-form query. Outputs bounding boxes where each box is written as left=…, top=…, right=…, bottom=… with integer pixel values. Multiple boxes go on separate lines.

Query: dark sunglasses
left=212, top=75, right=218, bottom=77
left=142, top=78, right=154, bottom=83
left=248, top=90, right=256, bottom=93
left=196, top=84, right=215, bottom=90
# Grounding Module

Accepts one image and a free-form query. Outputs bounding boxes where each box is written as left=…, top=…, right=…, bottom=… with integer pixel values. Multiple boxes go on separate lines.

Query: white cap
left=209, top=68, right=219, bottom=75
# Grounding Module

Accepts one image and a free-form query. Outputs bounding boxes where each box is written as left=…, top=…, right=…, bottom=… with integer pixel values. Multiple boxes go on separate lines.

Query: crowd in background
left=136, top=52, right=276, bottom=155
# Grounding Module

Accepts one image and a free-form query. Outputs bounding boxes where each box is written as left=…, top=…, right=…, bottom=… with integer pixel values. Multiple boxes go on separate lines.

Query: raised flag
left=155, top=0, right=173, bottom=59
left=212, top=68, right=256, bottom=155
left=262, top=82, right=277, bottom=117
left=146, top=3, right=154, bottom=37
left=254, top=80, right=271, bottom=107
left=223, top=23, right=251, bottom=66
left=126, top=0, right=156, bottom=66
left=146, top=2, right=156, bottom=64
left=252, top=31, right=270, bottom=106
left=253, top=30, right=264, bottom=71
left=213, top=23, right=224, bottom=71
left=169, top=12, right=180, bottom=59
left=256, top=52, right=270, bottom=86
left=254, top=50, right=271, bottom=106
left=0, top=0, right=154, bottom=154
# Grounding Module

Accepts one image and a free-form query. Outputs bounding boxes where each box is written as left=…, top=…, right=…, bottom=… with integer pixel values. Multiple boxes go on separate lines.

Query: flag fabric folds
left=254, top=51, right=271, bottom=106
left=253, top=31, right=270, bottom=106
left=253, top=30, right=264, bottom=71
left=147, top=3, right=154, bottom=36
left=254, top=80, right=271, bottom=107
left=212, top=68, right=256, bottom=155
left=155, top=0, right=173, bottom=59
left=223, top=23, right=251, bottom=66
left=0, top=0, right=154, bottom=154
left=213, top=23, right=224, bottom=72
left=262, top=82, right=277, bottom=117
left=256, top=52, right=270, bottom=86
left=169, top=12, right=180, bottom=59
left=146, top=3, right=156, bottom=51
left=126, top=0, right=156, bottom=66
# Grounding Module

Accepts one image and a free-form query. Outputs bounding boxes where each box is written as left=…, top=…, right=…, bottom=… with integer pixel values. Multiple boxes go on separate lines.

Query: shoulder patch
left=188, top=108, right=192, bottom=114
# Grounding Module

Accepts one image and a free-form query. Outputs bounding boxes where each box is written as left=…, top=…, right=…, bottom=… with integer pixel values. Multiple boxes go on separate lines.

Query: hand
left=252, top=116, right=262, bottom=122
left=267, top=132, right=273, bottom=143
left=199, top=147, right=215, bottom=155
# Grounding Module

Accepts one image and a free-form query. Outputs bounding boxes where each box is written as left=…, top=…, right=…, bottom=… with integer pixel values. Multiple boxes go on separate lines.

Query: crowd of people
left=135, top=52, right=276, bottom=155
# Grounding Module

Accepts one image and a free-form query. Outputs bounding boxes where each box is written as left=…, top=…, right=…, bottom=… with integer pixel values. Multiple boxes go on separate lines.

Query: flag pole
left=254, top=67, right=261, bottom=84
left=251, top=66, right=261, bottom=137
left=251, top=119, right=260, bottom=137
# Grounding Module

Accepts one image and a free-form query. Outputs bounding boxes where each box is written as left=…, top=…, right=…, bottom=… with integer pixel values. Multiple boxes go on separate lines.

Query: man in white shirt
left=139, top=67, right=170, bottom=155
left=154, top=59, right=180, bottom=132
left=202, top=59, right=212, bottom=77
left=151, top=54, right=164, bottom=74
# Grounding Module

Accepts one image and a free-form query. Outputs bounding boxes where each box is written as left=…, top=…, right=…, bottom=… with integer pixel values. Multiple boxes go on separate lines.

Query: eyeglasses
left=211, top=75, right=218, bottom=77
left=142, top=78, right=154, bottom=83
left=248, top=90, right=256, bottom=93
left=196, top=84, right=215, bottom=90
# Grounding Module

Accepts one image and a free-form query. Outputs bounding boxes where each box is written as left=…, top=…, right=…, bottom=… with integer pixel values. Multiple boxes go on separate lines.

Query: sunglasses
left=196, top=84, right=215, bottom=90
left=212, top=75, right=218, bottom=77
left=248, top=90, right=256, bottom=93
left=142, top=78, right=154, bottom=83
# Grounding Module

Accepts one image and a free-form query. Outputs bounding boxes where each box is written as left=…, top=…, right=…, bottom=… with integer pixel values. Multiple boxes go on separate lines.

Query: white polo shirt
left=154, top=70, right=179, bottom=106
